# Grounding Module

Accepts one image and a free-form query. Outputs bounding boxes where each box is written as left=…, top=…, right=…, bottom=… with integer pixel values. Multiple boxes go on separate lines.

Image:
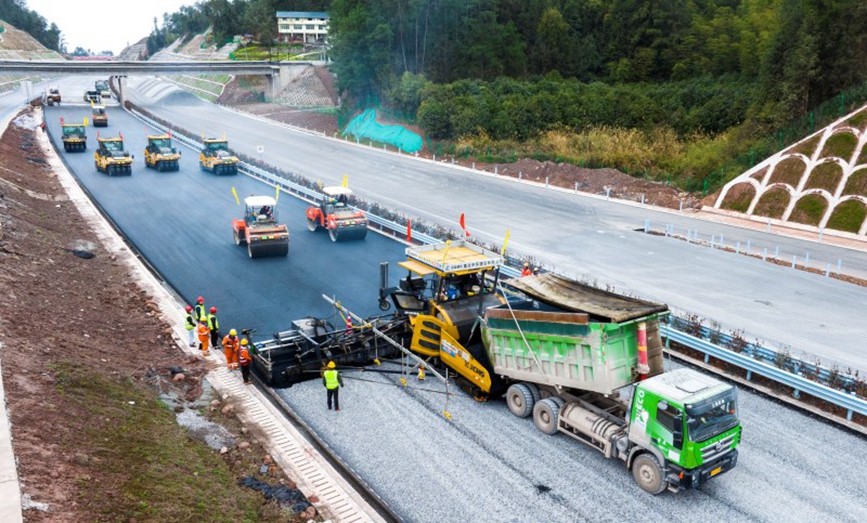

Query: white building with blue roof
left=276, top=11, right=329, bottom=44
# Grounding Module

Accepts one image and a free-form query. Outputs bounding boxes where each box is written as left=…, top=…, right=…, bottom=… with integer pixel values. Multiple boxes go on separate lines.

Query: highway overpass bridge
left=0, top=60, right=320, bottom=102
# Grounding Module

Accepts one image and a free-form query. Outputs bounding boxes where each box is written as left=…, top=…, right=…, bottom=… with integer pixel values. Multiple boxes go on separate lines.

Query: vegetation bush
left=720, top=183, right=756, bottom=213
left=843, top=170, right=867, bottom=196
left=768, top=157, right=807, bottom=187
left=805, top=161, right=844, bottom=193
left=789, top=194, right=829, bottom=226
left=753, top=187, right=791, bottom=219
left=820, top=132, right=858, bottom=161
left=826, top=200, right=867, bottom=232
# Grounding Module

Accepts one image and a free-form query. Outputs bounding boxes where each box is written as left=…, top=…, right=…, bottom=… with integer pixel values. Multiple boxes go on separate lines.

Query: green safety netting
left=342, top=108, right=423, bottom=153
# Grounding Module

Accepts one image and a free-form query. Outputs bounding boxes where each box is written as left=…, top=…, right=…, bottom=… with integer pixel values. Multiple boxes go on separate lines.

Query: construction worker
left=345, top=316, right=353, bottom=330
left=197, top=318, right=211, bottom=356
left=194, top=296, right=207, bottom=322
left=322, top=361, right=344, bottom=411
left=222, top=329, right=240, bottom=370
left=208, top=307, right=221, bottom=350
left=521, top=262, right=532, bottom=277
left=238, top=339, right=252, bottom=385
left=533, top=267, right=540, bottom=276
left=183, top=305, right=197, bottom=347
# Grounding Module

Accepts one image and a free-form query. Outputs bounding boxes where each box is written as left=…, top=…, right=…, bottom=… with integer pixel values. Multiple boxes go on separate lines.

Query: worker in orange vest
left=238, top=339, right=253, bottom=385
left=196, top=318, right=211, bottom=356
left=521, top=262, right=532, bottom=277
left=222, top=329, right=240, bottom=370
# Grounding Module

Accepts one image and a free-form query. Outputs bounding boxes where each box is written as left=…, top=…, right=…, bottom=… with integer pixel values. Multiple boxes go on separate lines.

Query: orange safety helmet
left=210, top=307, right=217, bottom=313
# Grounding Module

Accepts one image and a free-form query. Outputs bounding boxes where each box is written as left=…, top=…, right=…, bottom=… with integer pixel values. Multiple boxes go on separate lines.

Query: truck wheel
left=505, top=384, right=534, bottom=418
left=532, top=398, right=560, bottom=435
left=632, top=454, right=668, bottom=495
left=306, top=218, right=319, bottom=232
left=329, top=228, right=339, bottom=242
left=523, top=382, right=541, bottom=405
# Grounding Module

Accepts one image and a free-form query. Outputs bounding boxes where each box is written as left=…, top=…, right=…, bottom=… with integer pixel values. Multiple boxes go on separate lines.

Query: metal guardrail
left=662, top=325, right=867, bottom=422
left=668, top=317, right=858, bottom=390
left=127, top=107, right=866, bottom=425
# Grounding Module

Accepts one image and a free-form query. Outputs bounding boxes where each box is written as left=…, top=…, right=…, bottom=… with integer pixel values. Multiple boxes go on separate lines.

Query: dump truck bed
left=483, top=273, right=667, bottom=395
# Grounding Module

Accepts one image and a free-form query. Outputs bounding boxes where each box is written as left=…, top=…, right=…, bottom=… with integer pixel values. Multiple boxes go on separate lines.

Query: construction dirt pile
left=0, top=106, right=310, bottom=521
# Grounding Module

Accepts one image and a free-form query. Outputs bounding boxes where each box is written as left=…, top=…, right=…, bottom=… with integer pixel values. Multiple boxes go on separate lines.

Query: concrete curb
left=36, top=106, right=382, bottom=523
left=0, top=360, right=23, bottom=523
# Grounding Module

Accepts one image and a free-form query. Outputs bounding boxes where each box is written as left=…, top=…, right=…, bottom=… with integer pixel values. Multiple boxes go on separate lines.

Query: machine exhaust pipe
left=378, top=262, right=390, bottom=311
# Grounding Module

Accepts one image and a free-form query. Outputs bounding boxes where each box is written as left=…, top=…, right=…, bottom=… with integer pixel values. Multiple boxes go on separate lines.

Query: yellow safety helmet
left=327, top=361, right=336, bottom=369
left=240, top=339, right=248, bottom=346
left=229, top=329, right=237, bottom=336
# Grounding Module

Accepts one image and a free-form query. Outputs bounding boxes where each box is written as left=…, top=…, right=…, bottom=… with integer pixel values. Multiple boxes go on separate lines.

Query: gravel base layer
left=278, top=361, right=867, bottom=523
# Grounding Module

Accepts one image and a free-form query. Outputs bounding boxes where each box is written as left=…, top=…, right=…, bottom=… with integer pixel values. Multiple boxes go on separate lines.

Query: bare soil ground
left=0, top=107, right=309, bottom=521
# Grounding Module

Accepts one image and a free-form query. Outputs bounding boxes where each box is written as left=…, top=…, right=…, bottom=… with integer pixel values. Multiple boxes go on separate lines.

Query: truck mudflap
left=667, top=449, right=738, bottom=491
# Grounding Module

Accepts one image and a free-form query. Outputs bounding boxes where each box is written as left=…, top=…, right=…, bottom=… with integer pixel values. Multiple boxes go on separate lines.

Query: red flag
left=406, top=219, right=412, bottom=243
left=459, top=213, right=471, bottom=237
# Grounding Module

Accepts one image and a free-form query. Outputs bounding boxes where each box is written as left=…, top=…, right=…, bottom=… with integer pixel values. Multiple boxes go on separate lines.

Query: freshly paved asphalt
left=123, top=76, right=867, bottom=372
left=43, top=83, right=404, bottom=335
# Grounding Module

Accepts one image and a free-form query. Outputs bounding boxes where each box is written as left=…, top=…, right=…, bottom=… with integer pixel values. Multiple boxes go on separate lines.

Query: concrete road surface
left=123, top=76, right=867, bottom=373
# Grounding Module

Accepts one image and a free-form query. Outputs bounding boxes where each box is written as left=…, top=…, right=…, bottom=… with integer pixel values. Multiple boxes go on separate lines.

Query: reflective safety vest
left=185, top=313, right=196, bottom=330
left=208, top=313, right=219, bottom=331
left=238, top=347, right=251, bottom=366
left=324, top=370, right=340, bottom=390
left=194, top=303, right=206, bottom=321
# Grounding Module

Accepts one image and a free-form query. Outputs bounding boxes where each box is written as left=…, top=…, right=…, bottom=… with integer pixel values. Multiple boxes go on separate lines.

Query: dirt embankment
left=0, top=107, right=309, bottom=521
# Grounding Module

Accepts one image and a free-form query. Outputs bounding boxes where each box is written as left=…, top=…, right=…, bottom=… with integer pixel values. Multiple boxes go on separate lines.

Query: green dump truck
left=485, top=273, right=741, bottom=494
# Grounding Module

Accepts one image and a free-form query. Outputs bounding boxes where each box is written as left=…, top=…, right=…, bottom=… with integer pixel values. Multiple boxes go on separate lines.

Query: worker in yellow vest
left=322, top=361, right=344, bottom=411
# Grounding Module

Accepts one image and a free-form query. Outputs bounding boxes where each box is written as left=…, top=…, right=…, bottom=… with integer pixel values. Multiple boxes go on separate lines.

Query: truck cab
left=628, top=369, right=741, bottom=492
left=45, top=88, right=61, bottom=106
left=95, top=80, right=110, bottom=98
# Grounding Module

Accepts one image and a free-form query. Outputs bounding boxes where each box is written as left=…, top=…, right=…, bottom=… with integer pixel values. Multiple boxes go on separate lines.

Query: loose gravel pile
left=278, top=362, right=867, bottom=522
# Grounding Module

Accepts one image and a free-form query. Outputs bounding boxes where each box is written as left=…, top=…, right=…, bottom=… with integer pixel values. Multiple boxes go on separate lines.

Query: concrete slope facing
left=125, top=76, right=867, bottom=373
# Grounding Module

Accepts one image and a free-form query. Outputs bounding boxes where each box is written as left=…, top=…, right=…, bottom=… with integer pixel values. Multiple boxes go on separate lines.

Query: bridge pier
left=265, top=74, right=282, bottom=103
left=114, top=75, right=127, bottom=106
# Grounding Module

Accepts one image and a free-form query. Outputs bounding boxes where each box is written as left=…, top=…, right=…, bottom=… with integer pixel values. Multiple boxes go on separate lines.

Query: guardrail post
left=745, top=240, right=751, bottom=254
left=704, top=353, right=710, bottom=364
left=518, top=172, right=522, bottom=181
left=473, top=162, right=476, bottom=170
left=804, top=252, right=810, bottom=266
left=433, top=154, right=436, bottom=162
left=793, top=388, right=801, bottom=399
left=720, top=234, right=724, bottom=248
left=848, top=408, right=854, bottom=421
left=451, top=157, right=455, bottom=164
left=735, top=241, right=740, bottom=254
left=575, top=182, right=578, bottom=193
left=746, top=370, right=752, bottom=381
left=792, top=255, right=797, bottom=268
left=710, top=235, right=715, bottom=248
left=494, top=165, right=498, bottom=175
left=825, top=262, right=831, bottom=277
left=762, top=247, right=767, bottom=260
left=774, top=246, right=779, bottom=258
left=644, top=219, right=650, bottom=233
left=679, top=200, right=683, bottom=211
left=640, top=194, right=645, bottom=205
